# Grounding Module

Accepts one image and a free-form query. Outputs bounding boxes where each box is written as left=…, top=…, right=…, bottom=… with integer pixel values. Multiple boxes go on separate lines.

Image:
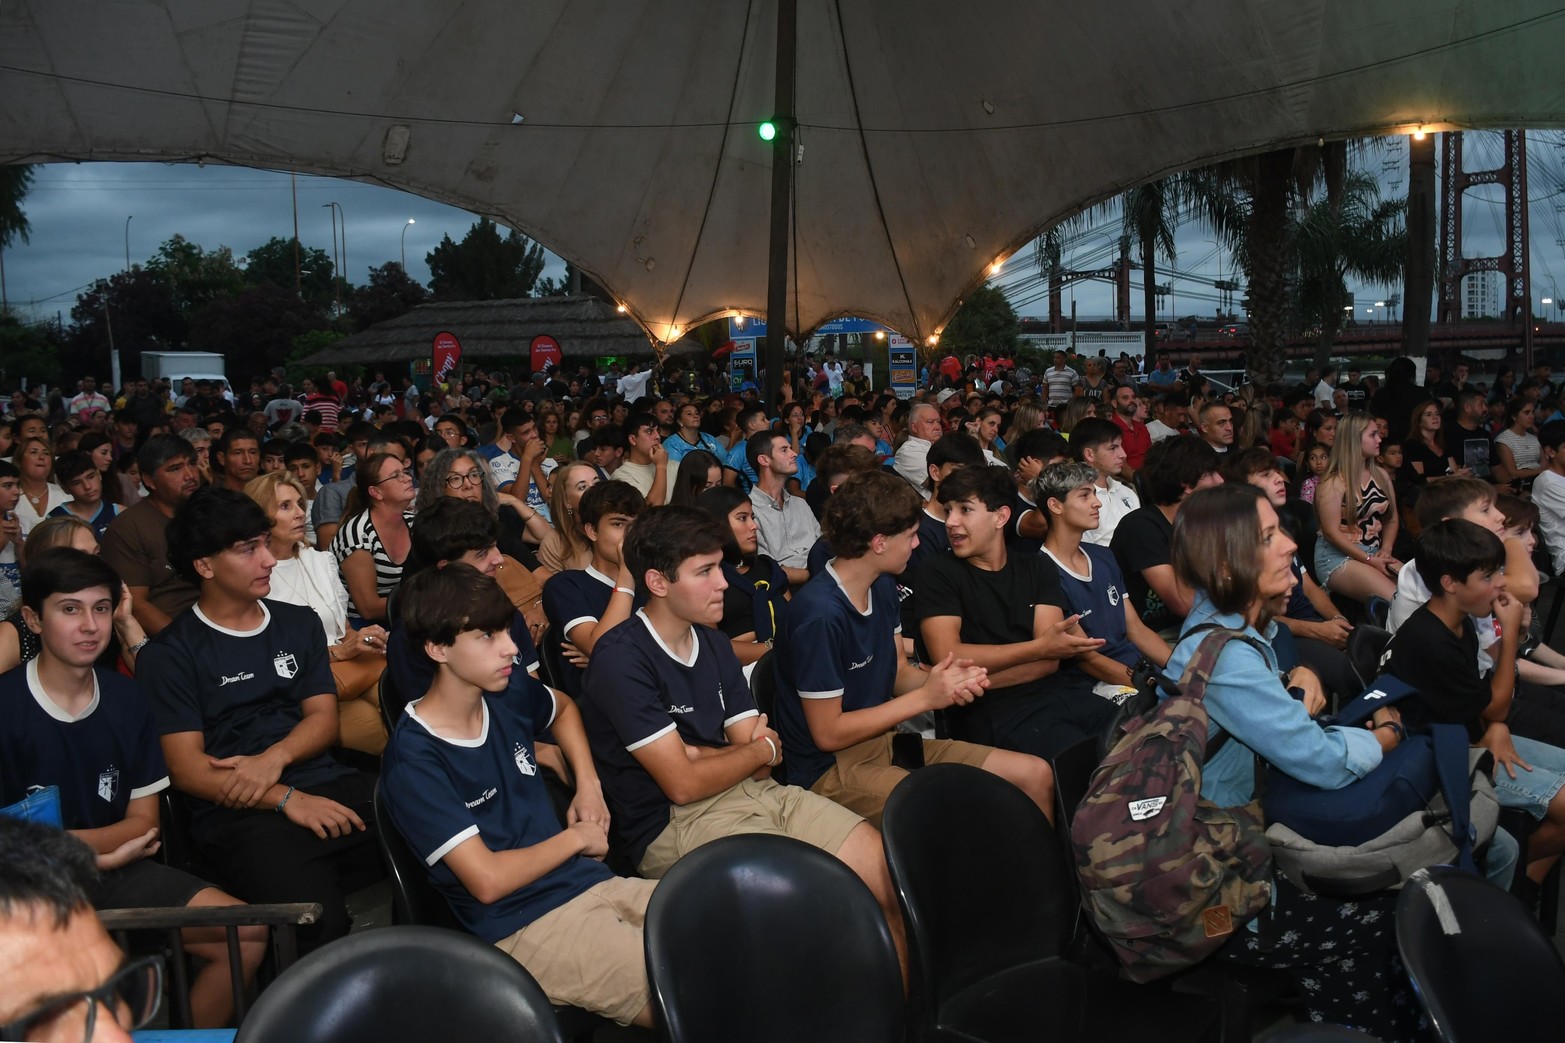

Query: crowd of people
left=2, top=344, right=1563, bottom=1039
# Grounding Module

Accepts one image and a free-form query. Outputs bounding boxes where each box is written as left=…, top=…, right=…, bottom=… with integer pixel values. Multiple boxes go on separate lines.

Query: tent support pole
left=764, top=0, right=796, bottom=409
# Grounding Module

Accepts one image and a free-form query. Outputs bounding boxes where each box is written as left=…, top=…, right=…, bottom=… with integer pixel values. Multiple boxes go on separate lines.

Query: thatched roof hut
left=301, top=295, right=702, bottom=367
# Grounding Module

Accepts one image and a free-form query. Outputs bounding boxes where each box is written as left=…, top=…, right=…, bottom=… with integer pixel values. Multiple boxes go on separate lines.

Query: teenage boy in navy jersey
left=381, top=565, right=654, bottom=1027
left=918, top=465, right=1111, bottom=760
left=139, top=487, right=381, bottom=953
left=580, top=505, right=907, bottom=972
left=1037, top=462, right=1171, bottom=700
left=774, top=470, right=1053, bottom=826
left=0, top=548, right=265, bottom=1028
left=385, top=498, right=541, bottom=697
left=541, top=481, right=647, bottom=697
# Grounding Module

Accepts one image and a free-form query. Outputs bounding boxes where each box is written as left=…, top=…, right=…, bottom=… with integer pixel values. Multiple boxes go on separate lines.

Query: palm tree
left=0, top=166, right=33, bottom=249
left=1121, top=180, right=1181, bottom=359
left=1294, top=171, right=1407, bottom=363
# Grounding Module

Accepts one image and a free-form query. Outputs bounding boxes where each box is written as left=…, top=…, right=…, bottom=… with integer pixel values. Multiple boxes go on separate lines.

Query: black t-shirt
left=1383, top=604, right=1490, bottom=741
left=1398, top=438, right=1450, bottom=485
left=1110, top=505, right=1177, bottom=631
left=139, top=600, right=352, bottom=829
left=915, top=551, right=1069, bottom=704
left=1448, top=423, right=1494, bottom=480
left=1006, top=493, right=1042, bottom=555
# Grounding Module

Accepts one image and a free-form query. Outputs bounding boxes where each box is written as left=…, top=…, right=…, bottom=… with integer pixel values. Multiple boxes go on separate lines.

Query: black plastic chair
left=378, top=664, right=412, bottom=738
left=881, top=764, right=1221, bottom=1043
left=1396, top=865, right=1565, bottom=1041
left=233, top=925, right=567, bottom=1043
left=749, top=648, right=777, bottom=721
left=1345, top=625, right=1391, bottom=689
left=373, top=780, right=462, bottom=930
left=539, top=627, right=569, bottom=693
left=645, top=834, right=903, bottom=1043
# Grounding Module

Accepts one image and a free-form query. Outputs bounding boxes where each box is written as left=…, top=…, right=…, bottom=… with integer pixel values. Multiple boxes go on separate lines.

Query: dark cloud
left=1, top=162, right=566, bottom=320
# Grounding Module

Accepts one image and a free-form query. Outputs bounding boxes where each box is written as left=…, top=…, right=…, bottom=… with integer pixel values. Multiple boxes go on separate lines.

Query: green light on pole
left=758, top=120, right=777, bottom=141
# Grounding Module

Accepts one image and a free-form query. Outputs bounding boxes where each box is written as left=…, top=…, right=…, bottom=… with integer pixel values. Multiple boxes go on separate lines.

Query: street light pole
left=400, top=218, right=415, bottom=271
left=322, top=203, right=341, bottom=317
left=124, top=215, right=133, bottom=269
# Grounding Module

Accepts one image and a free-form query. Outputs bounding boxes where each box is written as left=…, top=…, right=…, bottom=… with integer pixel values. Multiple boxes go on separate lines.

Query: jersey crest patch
left=513, top=742, right=536, bottom=776
left=97, top=768, right=119, bottom=803
left=1108, top=585, right=1121, bottom=607
left=273, top=652, right=298, bottom=679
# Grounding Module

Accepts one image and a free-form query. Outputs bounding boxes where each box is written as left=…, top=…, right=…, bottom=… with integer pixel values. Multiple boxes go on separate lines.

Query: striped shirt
left=302, top=393, right=343, bottom=432
left=329, top=509, right=414, bottom=619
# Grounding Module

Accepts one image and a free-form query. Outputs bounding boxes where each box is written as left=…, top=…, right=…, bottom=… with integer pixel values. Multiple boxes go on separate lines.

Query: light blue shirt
left=1163, top=594, right=1382, bottom=809
left=662, top=430, right=724, bottom=463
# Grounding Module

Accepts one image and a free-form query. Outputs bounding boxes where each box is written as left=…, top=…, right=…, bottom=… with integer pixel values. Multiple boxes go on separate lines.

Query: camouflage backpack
left=1070, top=628, right=1274, bottom=983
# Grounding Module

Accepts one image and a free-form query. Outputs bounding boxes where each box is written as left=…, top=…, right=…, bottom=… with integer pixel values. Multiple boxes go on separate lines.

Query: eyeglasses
left=589, top=415, right=609, bottom=423
left=1, top=955, right=162, bottom=1043
left=443, top=471, right=485, bottom=488
left=374, top=468, right=414, bottom=484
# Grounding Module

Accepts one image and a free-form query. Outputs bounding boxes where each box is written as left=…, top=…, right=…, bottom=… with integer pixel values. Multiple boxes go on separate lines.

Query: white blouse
left=267, top=547, right=351, bottom=645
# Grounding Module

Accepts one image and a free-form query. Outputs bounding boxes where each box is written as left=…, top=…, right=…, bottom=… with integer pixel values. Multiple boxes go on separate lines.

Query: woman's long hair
left=670, top=449, right=721, bottom=509
left=1003, top=401, right=1043, bottom=448
left=1322, top=412, right=1384, bottom=530
left=697, top=485, right=753, bottom=567
left=548, top=462, right=599, bottom=567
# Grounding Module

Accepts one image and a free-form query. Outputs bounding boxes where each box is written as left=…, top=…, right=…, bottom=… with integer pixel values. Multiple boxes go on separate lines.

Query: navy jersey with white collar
left=773, top=565, right=902, bottom=790
left=0, top=661, right=169, bottom=829
left=380, top=674, right=612, bottom=941
left=580, top=612, right=757, bottom=865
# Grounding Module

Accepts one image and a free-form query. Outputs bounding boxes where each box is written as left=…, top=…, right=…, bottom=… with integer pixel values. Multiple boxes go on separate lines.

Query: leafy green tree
left=426, top=218, right=545, bottom=301
left=0, top=165, right=33, bottom=249
left=244, top=237, right=336, bottom=304
left=942, top=284, right=1019, bottom=358
left=189, top=284, right=329, bottom=374
left=285, top=328, right=347, bottom=383
left=1294, top=171, right=1406, bottom=362
left=68, top=268, right=188, bottom=380
left=144, top=235, right=245, bottom=318
left=0, top=312, right=63, bottom=386
left=348, top=262, right=428, bottom=330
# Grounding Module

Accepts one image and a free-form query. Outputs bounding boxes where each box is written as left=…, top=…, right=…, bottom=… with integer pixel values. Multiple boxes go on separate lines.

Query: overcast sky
left=3, top=131, right=1561, bottom=330
left=0, top=162, right=567, bottom=322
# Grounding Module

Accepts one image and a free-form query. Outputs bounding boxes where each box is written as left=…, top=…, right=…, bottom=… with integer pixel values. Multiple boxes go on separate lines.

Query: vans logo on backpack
left=1128, top=796, right=1167, bottom=821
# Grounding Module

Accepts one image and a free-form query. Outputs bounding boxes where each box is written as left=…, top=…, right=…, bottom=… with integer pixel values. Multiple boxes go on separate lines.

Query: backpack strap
left=1171, top=627, right=1271, bottom=757
left=1430, top=722, right=1479, bottom=873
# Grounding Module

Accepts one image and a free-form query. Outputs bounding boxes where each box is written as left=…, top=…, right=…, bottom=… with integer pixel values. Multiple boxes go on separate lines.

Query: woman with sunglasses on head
left=330, top=452, right=416, bottom=626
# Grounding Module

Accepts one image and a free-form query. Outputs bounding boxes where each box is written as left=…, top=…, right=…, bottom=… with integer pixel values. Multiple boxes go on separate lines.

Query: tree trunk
left=1244, top=149, right=1295, bottom=386
left=1143, top=238, right=1157, bottom=361
left=1403, top=133, right=1437, bottom=360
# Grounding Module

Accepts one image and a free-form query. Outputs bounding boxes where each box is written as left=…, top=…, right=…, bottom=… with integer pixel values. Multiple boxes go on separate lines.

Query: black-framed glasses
left=1, top=954, right=162, bottom=1043
left=443, top=471, right=485, bottom=488
left=374, top=468, right=414, bottom=485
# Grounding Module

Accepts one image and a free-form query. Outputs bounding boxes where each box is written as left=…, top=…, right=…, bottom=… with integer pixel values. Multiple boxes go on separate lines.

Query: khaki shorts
left=811, top=733, right=993, bottom=828
left=638, top=777, right=863, bottom=879
left=494, top=876, right=656, bottom=1025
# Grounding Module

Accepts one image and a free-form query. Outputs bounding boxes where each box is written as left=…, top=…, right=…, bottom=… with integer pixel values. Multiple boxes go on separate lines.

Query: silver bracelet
left=125, top=637, right=151, bottom=655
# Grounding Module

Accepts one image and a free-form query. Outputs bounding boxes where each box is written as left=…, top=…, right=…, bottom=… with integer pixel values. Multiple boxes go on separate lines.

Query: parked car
left=1220, top=323, right=1250, bottom=339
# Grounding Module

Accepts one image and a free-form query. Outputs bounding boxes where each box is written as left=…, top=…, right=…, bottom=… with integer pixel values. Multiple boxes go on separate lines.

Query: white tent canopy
left=4, top=1, right=1564, bottom=344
